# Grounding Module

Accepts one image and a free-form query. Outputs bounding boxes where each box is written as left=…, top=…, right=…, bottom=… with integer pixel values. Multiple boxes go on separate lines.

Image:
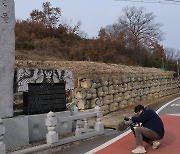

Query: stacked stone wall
left=14, top=60, right=180, bottom=115
left=74, top=73, right=180, bottom=115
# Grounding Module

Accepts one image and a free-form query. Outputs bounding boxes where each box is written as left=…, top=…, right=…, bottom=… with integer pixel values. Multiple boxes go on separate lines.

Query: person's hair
left=134, top=105, right=144, bottom=113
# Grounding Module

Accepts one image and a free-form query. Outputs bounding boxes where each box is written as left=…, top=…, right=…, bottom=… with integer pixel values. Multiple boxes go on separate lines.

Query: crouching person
left=130, top=105, right=164, bottom=153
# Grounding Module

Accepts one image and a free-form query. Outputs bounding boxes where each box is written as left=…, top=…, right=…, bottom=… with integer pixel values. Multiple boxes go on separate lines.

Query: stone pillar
left=0, top=0, right=15, bottom=118
left=45, top=111, right=58, bottom=145
left=0, top=118, right=6, bottom=154
left=94, top=106, right=104, bottom=132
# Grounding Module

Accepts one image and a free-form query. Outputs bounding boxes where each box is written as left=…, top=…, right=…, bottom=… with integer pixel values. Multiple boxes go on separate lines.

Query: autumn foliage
left=15, top=2, right=178, bottom=71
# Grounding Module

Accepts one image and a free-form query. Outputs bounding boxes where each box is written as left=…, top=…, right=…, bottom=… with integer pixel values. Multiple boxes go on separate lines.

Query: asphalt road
left=48, top=129, right=123, bottom=154
left=158, top=97, right=180, bottom=115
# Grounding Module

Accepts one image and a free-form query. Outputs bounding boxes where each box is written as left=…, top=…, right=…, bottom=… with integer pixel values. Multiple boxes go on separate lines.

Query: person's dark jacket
left=132, top=108, right=164, bottom=138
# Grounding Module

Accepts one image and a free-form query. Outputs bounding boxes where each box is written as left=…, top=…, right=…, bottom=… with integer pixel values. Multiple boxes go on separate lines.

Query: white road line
left=170, top=103, right=180, bottom=107
left=167, top=114, right=180, bottom=116
left=156, top=97, right=180, bottom=114
left=85, top=96, right=180, bottom=154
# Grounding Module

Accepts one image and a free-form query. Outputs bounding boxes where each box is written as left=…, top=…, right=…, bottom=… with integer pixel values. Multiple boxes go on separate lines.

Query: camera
left=117, top=117, right=135, bottom=131
left=124, top=117, right=134, bottom=126
left=117, top=117, right=140, bottom=131
left=124, top=117, right=140, bottom=127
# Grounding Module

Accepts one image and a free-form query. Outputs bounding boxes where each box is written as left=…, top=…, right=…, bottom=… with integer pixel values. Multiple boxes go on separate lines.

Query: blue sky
left=14, top=0, right=180, bottom=51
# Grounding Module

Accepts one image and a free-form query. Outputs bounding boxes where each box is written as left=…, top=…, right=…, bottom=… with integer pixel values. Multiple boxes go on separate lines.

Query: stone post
left=94, top=106, right=104, bottom=132
left=0, top=0, right=15, bottom=118
left=75, top=120, right=81, bottom=136
left=45, top=111, right=58, bottom=145
left=0, top=118, right=6, bottom=154
left=72, top=105, right=78, bottom=115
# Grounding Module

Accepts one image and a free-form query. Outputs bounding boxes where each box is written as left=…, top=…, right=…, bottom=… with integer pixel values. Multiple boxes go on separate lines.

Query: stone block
left=78, top=78, right=92, bottom=88
left=0, top=143, right=6, bottom=154
left=119, top=100, right=128, bottom=109
left=86, top=88, right=97, bottom=99
left=3, top=116, right=29, bottom=149
left=109, top=103, right=119, bottom=112
left=101, top=105, right=109, bottom=115
left=91, top=98, right=103, bottom=108
left=124, top=91, right=131, bottom=100
left=77, top=99, right=88, bottom=110
left=108, top=85, right=116, bottom=94
left=100, top=77, right=109, bottom=86
left=74, top=88, right=87, bottom=99
left=46, top=132, right=58, bottom=144
left=97, top=87, right=105, bottom=97
left=114, top=93, right=123, bottom=102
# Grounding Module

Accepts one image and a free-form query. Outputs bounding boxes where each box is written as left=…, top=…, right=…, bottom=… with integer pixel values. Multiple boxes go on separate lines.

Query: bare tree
left=164, top=48, right=180, bottom=61
left=118, top=6, right=164, bottom=48
left=30, top=2, right=61, bottom=28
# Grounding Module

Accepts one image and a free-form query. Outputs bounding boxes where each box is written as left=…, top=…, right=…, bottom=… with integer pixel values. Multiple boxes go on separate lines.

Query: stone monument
left=0, top=0, right=15, bottom=118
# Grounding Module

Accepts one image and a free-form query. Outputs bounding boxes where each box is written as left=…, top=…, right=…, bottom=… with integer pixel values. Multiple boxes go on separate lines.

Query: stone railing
left=0, top=107, right=104, bottom=154
left=74, top=73, right=180, bottom=115
left=0, top=118, right=6, bottom=154
left=45, top=106, right=104, bottom=147
left=14, top=60, right=180, bottom=114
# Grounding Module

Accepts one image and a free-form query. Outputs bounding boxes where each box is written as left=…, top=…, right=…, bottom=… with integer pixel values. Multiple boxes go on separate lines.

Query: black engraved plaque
left=23, top=82, right=66, bottom=115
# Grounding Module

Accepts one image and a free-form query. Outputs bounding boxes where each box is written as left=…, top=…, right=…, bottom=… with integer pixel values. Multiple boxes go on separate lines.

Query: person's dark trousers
left=133, top=127, right=161, bottom=146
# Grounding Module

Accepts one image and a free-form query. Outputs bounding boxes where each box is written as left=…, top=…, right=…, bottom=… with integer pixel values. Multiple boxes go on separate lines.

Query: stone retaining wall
left=14, top=60, right=180, bottom=115
left=73, top=73, right=179, bottom=115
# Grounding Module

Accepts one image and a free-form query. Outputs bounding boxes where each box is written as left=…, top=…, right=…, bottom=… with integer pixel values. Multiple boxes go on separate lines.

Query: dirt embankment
left=15, top=60, right=173, bottom=81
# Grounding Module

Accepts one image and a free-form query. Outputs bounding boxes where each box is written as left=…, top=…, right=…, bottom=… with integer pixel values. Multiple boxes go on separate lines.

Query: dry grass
left=15, top=60, right=172, bottom=79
